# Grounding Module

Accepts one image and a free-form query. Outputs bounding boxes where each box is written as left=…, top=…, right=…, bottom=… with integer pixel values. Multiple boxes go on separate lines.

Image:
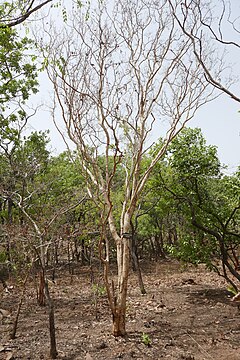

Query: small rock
left=0, top=309, right=11, bottom=318
left=182, top=278, right=196, bottom=285
left=96, top=341, right=107, bottom=350
left=6, top=352, right=14, bottom=360
left=85, top=353, right=93, bottom=360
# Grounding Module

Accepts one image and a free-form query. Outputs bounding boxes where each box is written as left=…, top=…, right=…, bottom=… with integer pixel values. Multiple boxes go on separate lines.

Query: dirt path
left=0, top=261, right=239, bottom=359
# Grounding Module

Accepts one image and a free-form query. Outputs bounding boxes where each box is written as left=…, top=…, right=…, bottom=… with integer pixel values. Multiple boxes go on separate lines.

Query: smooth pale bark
left=112, top=237, right=130, bottom=336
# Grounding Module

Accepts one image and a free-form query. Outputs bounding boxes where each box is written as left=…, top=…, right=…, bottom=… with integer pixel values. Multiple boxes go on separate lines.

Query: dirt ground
left=0, top=260, right=240, bottom=360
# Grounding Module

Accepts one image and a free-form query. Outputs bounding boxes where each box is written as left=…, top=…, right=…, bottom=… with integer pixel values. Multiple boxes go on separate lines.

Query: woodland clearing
left=0, top=261, right=239, bottom=360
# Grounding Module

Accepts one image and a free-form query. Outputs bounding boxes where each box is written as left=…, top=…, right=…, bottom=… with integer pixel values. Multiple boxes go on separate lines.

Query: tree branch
left=0, top=0, right=53, bottom=28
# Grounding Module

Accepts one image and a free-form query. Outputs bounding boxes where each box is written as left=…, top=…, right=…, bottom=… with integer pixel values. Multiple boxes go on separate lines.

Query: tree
left=0, top=130, right=50, bottom=262
left=0, top=26, right=39, bottom=154
left=158, top=128, right=240, bottom=290
left=43, top=0, right=226, bottom=336
left=0, top=0, right=71, bottom=151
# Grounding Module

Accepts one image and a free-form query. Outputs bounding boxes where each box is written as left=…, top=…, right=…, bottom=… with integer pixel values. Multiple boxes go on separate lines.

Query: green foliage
left=0, top=1, right=39, bottom=150
left=0, top=28, right=38, bottom=106
left=14, top=131, right=50, bottom=177
left=0, top=26, right=38, bottom=148
left=168, top=128, right=220, bottom=178
left=227, top=286, right=237, bottom=296
left=0, top=2, right=15, bottom=22
left=0, top=251, right=8, bottom=263
left=92, top=283, right=106, bottom=297
left=141, top=333, right=151, bottom=346
left=0, top=130, right=51, bottom=223
left=62, top=7, right=68, bottom=22
left=43, top=151, right=85, bottom=202
left=167, top=232, right=217, bottom=269
left=136, top=127, right=239, bottom=289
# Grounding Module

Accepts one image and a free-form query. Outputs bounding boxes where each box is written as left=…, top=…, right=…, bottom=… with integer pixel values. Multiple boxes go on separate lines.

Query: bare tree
left=42, top=0, right=225, bottom=336
left=167, top=0, right=240, bottom=103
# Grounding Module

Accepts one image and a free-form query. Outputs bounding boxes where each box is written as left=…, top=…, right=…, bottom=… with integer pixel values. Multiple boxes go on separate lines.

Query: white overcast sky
left=27, top=0, right=240, bottom=174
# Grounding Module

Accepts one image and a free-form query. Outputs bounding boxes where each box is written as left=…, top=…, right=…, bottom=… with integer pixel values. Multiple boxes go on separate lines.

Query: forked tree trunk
left=112, top=236, right=130, bottom=336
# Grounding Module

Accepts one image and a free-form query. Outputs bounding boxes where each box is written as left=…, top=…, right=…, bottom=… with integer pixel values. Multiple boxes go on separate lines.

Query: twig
left=186, top=331, right=215, bottom=360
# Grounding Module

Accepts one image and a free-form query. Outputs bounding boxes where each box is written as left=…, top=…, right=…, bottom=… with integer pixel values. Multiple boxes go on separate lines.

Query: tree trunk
left=130, top=236, right=146, bottom=295
left=112, top=237, right=130, bottom=336
left=10, top=265, right=32, bottom=339
left=38, top=268, right=45, bottom=306
left=45, top=279, right=58, bottom=359
left=132, top=253, right=146, bottom=295
left=112, top=305, right=127, bottom=337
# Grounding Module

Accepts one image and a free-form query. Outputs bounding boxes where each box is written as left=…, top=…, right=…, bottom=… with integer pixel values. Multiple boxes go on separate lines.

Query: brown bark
left=38, top=269, right=45, bottom=306
left=132, top=255, right=146, bottom=295
left=45, top=279, right=58, bottom=359
left=130, top=236, right=146, bottom=294
left=112, top=306, right=127, bottom=337
left=10, top=263, right=33, bottom=340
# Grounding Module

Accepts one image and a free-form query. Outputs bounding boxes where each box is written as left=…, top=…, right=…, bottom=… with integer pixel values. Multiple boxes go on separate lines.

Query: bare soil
left=0, top=260, right=240, bottom=360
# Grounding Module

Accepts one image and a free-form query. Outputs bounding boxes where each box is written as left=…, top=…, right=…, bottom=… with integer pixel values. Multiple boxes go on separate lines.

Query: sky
left=190, top=91, right=240, bottom=173
left=27, top=0, right=240, bottom=174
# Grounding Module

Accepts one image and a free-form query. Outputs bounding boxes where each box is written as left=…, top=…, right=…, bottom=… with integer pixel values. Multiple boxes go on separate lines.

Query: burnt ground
left=0, top=260, right=240, bottom=360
